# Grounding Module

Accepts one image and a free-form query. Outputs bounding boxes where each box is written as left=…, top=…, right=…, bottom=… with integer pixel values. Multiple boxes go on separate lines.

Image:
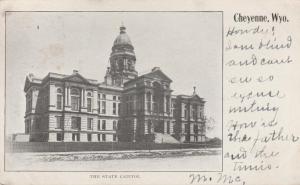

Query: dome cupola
left=113, top=25, right=133, bottom=47
left=105, top=25, right=138, bottom=87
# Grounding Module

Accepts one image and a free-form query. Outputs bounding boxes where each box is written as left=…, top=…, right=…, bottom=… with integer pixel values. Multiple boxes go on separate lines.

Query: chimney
left=73, top=69, right=79, bottom=74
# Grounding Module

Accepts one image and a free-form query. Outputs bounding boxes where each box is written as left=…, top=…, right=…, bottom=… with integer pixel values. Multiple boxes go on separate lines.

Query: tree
left=205, top=116, right=216, bottom=132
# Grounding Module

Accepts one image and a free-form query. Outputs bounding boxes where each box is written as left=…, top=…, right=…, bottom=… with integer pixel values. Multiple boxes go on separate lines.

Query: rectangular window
left=185, top=135, right=189, bottom=142
left=87, top=134, right=92, bottom=142
left=87, top=118, right=93, bottom=130
left=167, top=121, right=170, bottom=134
left=184, top=124, right=188, bottom=133
left=113, top=96, right=117, bottom=100
left=71, top=117, right=81, bottom=130
left=56, top=116, right=63, bottom=129
left=194, top=124, right=198, bottom=134
left=118, top=103, right=121, bottom=115
left=97, top=101, right=100, bottom=114
left=102, top=134, right=106, bottom=142
left=102, top=120, right=106, bottom=130
left=97, top=120, right=101, bottom=130
left=147, top=120, right=152, bottom=134
left=102, top=101, right=106, bottom=114
left=56, top=133, right=63, bottom=141
left=113, top=134, right=117, bottom=141
left=102, top=94, right=106, bottom=99
left=192, top=105, right=197, bottom=120
left=97, top=134, right=101, bottom=141
left=72, top=133, right=80, bottom=141
left=199, top=106, right=204, bottom=119
left=57, top=94, right=62, bottom=110
left=194, top=135, right=198, bottom=142
left=113, top=103, right=116, bottom=115
left=113, top=121, right=117, bottom=130
left=87, top=98, right=92, bottom=112
left=71, top=96, right=79, bottom=111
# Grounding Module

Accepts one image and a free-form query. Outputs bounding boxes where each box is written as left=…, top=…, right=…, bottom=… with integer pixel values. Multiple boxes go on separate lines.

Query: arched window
left=184, top=104, right=188, bottom=120
left=71, top=88, right=80, bottom=111
left=71, top=88, right=79, bottom=95
left=56, top=88, right=63, bottom=110
left=57, top=88, right=62, bottom=93
left=87, top=91, right=93, bottom=112
left=87, top=92, right=92, bottom=97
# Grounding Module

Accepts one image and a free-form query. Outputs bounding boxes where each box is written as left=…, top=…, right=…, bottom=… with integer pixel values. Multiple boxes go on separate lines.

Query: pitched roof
left=125, top=67, right=172, bottom=85
left=62, top=72, right=98, bottom=85
left=142, top=68, right=172, bottom=82
left=177, top=94, right=205, bottom=102
left=24, top=71, right=99, bottom=92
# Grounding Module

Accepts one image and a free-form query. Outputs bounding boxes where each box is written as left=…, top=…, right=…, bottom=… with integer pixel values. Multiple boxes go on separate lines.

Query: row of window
left=122, top=92, right=172, bottom=115
left=57, top=93, right=120, bottom=115
left=143, top=81, right=169, bottom=89
left=97, top=93, right=120, bottom=101
left=145, top=93, right=171, bottom=113
left=55, top=116, right=118, bottom=131
left=183, top=104, right=204, bottom=120
left=56, top=133, right=117, bottom=142
left=57, top=88, right=120, bottom=100
left=183, top=124, right=204, bottom=133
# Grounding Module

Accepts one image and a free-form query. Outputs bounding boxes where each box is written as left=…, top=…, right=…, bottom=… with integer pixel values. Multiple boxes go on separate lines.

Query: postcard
left=0, top=1, right=299, bottom=185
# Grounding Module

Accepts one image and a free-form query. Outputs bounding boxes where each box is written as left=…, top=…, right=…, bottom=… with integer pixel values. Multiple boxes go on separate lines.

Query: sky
left=6, top=12, right=222, bottom=138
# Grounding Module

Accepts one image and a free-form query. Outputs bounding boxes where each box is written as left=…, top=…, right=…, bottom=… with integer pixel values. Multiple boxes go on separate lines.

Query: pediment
left=64, top=73, right=90, bottom=84
left=191, top=94, right=204, bottom=102
left=144, top=70, right=172, bottom=82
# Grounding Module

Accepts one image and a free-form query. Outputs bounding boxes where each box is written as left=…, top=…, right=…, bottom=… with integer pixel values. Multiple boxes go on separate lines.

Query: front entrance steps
left=154, top=132, right=180, bottom=143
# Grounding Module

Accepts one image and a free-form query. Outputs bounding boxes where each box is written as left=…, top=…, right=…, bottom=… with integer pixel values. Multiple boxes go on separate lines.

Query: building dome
left=113, top=25, right=133, bottom=46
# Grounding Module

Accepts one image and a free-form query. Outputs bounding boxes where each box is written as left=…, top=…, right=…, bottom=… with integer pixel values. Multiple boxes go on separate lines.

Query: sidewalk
left=29, top=147, right=221, bottom=155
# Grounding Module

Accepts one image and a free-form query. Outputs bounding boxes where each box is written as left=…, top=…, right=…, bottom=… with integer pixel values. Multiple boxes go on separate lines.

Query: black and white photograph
left=5, top=11, right=223, bottom=171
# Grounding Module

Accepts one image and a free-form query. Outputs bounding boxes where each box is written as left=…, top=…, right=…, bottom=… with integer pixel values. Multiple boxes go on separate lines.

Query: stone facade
left=23, top=25, right=206, bottom=143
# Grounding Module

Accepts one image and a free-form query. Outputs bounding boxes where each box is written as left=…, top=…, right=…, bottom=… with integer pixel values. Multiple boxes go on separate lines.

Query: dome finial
left=193, top=86, right=196, bottom=95
left=120, top=22, right=126, bottom=34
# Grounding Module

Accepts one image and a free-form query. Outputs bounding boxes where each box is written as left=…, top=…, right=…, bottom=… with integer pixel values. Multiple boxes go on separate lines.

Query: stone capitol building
left=23, top=25, right=206, bottom=143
